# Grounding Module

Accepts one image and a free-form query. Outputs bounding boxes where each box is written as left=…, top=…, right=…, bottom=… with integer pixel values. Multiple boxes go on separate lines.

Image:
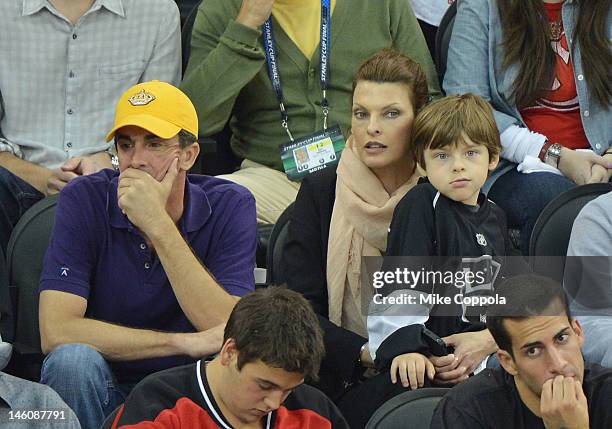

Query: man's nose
left=130, top=145, right=148, bottom=169
left=548, top=347, right=569, bottom=375
left=263, top=391, right=284, bottom=411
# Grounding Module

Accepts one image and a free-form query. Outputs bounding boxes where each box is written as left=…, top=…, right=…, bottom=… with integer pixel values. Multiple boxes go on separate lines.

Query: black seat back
left=434, top=1, right=457, bottom=91
left=365, top=388, right=450, bottom=429
left=529, top=183, right=612, bottom=282
left=266, top=203, right=294, bottom=285
left=0, top=244, right=13, bottom=343
left=7, top=195, right=59, bottom=354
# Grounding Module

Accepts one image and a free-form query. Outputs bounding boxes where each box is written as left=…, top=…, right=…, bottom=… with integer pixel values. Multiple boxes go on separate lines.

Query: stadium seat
left=434, top=0, right=457, bottom=91
left=529, top=183, right=612, bottom=282
left=181, top=0, right=201, bottom=77
left=175, top=0, right=201, bottom=26
left=5, top=195, right=58, bottom=379
left=266, top=203, right=294, bottom=285
left=181, top=0, right=241, bottom=176
left=365, top=388, right=450, bottom=429
left=0, top=244, right=14, bottom=343
left=101, top=405, right=122, bottom=429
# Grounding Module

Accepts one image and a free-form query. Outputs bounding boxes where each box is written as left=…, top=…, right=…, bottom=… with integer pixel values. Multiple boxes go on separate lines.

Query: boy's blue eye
left=353, top=111, right=367, bottom=119
left=466, top=150, right=477, bottom=157
left=435, top=153, right=447, bottom=160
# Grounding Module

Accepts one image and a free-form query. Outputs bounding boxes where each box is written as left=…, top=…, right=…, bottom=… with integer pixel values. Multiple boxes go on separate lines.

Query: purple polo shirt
left=40, top=170, right=256, bottom=381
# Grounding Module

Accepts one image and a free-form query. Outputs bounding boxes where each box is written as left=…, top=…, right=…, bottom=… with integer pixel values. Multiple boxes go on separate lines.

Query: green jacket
left=182, top=0, right=440, bottom=170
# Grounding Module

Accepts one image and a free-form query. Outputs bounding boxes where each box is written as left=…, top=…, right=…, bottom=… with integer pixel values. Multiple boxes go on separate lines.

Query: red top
left=520, top=2, right=589, bottom=149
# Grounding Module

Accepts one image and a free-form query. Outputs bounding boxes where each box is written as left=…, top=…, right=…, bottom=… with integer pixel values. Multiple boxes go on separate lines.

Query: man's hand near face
left=236, top=0, right=276, bottom=29
left=117, top=157, right=179, bottom=234
left=540, top=376, right=589, bottom=429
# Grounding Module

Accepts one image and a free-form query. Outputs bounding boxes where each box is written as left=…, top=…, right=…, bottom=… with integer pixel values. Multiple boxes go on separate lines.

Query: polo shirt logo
left=60, top=267, right=69, bottom=277
left=476, top=233, right=487, bottom=247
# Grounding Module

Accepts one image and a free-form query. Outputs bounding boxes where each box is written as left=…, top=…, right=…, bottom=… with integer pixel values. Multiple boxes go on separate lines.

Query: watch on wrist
left=544, top=143, right=563, bottom=169
left=358, top=342, right=368, bottom=367
left=108, top=152, right=119, bottom=171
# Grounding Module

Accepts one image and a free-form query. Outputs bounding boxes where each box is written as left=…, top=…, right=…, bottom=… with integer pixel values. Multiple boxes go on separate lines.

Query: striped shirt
left=0, top=0, right=181, bottom=168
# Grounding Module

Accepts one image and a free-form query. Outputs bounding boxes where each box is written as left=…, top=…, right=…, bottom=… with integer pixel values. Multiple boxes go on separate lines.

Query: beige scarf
left=327, top=138, right=418, bottom=337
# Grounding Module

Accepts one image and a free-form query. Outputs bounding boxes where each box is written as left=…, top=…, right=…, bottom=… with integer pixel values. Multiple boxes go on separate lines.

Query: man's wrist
left=168, top=332, right=187, bottom=356
left=482, top=329, right=498, bottom=354
left=86, top=151, right=114, bottom=169
left=145, top=213, right=175, bottom=242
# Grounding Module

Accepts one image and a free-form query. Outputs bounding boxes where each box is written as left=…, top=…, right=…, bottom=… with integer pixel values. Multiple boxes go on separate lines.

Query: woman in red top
left=445, top=0, right=612, bottom=254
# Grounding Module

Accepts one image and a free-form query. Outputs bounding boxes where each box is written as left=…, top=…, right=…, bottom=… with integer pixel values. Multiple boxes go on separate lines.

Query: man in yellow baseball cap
left=106, top=80, right=198, bottom=143
left=39, top=81, right=257, bottom=429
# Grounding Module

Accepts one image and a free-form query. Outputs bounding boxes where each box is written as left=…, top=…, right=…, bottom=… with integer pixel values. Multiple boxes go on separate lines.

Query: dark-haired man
left=39, top=81, right=257, bottom=429
left=104, top=287, right=349, bottom=429
left=431, top=274, right=612, bottom=429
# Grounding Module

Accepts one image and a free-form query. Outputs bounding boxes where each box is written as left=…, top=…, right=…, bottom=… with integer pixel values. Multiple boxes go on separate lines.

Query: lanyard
left=262, top=0, right=331, bottom=142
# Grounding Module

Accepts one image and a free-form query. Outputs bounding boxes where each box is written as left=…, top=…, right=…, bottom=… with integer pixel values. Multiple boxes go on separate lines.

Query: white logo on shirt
left=60, top=267, right=69, bottom=277
left=476, top=233, right=487, bottom=247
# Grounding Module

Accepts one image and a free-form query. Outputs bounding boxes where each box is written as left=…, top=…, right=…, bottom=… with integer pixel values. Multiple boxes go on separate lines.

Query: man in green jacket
left=182, top=0, right=439, bottom=223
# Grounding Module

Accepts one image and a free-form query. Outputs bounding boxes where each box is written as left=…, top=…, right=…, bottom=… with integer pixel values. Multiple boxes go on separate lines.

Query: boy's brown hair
left=410, top=93, right=501, bottom=169
left=352, top=48, right=429, bottom=114
left=223, top=286, right=325, bottom=381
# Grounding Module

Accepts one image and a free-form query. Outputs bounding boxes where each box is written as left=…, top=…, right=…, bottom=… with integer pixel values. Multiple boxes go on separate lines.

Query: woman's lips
left=364, top=141, right=387, bottom=154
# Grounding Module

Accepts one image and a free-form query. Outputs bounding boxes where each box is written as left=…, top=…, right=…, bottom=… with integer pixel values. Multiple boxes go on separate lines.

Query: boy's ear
left=488, top=153, right=500, bottom=172
left=416, top=162, right=427, bottom=177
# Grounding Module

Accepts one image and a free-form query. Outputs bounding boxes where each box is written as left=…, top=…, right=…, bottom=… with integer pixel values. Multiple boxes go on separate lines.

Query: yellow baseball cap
left=106, top=80, right=198, bottom=142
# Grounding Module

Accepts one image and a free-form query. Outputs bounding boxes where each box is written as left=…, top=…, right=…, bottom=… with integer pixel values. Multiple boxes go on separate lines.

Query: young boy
left=368, top=94, right=518, bottom=391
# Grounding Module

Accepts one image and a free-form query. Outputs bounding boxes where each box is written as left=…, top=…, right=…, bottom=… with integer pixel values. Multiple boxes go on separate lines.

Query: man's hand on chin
left=540, top=375, right=589, bottom=429
left=117, top=157, right=179, bottom=233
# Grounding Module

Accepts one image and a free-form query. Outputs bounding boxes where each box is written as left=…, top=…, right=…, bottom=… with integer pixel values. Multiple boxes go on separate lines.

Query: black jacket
left=282, top=168, right=367, bottom=399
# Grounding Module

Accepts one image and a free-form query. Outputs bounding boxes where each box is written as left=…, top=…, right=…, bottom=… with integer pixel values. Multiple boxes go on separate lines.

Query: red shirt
left=520, top=2, right=589, bottom=149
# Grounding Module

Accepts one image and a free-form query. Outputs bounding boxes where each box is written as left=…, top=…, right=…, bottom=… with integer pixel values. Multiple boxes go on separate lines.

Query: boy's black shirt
left=375, top=183, right=523, bottom=364
left=430, top=364, right=612, bottom=429
left=387, top=182, right=512, bottom=260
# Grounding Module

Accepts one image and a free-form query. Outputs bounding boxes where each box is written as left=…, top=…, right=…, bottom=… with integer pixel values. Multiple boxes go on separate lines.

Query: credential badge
left=128, top=90, right=155, bottom=106
left=476, top=233, right=487, bottom=247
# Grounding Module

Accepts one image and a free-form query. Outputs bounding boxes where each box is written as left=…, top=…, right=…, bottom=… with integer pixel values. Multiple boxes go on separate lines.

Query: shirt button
left=584, top=110, right=589, bottom=117
left=67, top=108, right=73, bottom=115
left=66, top=142, right=72, bottom=148
left=596, top=144, right=602, bottom=150
left=140, top=243, right=146, bottom=250
left=72, top=34, right=77, bottom=39
left=144, top=262, right=151, bottom=269
left=577, top=74, right=584, bottom=81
